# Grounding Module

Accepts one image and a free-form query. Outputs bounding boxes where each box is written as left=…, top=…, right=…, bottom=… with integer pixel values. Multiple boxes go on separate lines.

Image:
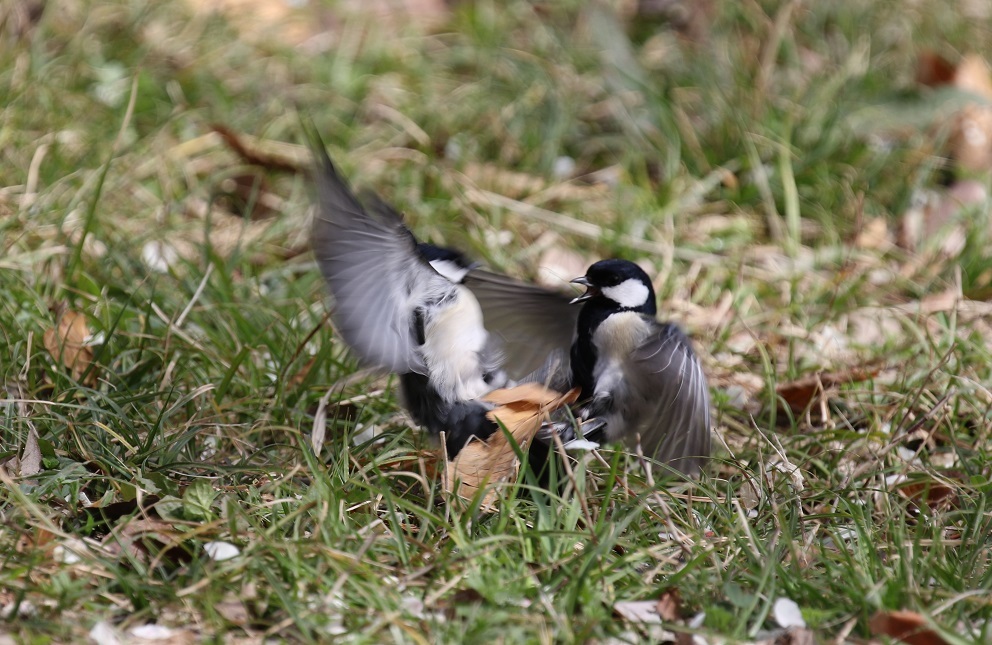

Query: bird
left=566, top=259, right=711, bottom=476
left=308, top=137, right=709, bottom=474
left=309, top=145, right=507, bottom=459
left=412, top=247, right=711, bottom=478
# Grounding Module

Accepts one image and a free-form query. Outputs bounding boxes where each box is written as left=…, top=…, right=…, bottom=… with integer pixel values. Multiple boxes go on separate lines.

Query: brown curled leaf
left=444, top=384, right=579, bottom=509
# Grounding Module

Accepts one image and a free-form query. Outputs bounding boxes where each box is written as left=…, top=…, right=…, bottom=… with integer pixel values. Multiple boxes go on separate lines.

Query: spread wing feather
left=627, top=322, right=711, bottom=476
left=462, top=269, right=579, bottom=380
left=310, top=148, right=454, bottom=375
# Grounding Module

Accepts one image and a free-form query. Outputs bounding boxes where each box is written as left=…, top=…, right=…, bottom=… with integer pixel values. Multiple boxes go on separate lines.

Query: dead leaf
left=869, top=610, right=952, bottom=645
left=102, top=517, right=184, bottom=566
left=15, top=527, right=57, bottom=555
left=444, top=384, right=579, bottom=508
left=613, top=600, right=663, bottom=624
left=916, top=50, right=957, bottom=88
left=214, top=171, right=279, bottom=220
left=215, top=595, right=250, bottom=625
left=19, top=424, right=41, bottom=478
left=895, top=477, right=959, bottom=513
left=774, top=367, right=878, bottom=415
left=43, top=310, right=96, bottom=385
left=656, top=588, right=682, bottom=622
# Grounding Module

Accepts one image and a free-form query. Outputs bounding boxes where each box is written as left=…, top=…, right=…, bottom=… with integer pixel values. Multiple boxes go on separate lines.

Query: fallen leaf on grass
left=870, top=610, right=952, bottom=645
left=774, top=366, right=878, bottom=415
left=101, top=518, right=184, bottom=566
left=43, top=310, right=97, bottom=385
left=916, top=50, right=957, bottom=88
left=613, top=600, right=663, bottom=624
left=18, top=422, right=41, bottom=478
left=444, top=384, right=579, bottom=508
left=656, top=588, right=682, bottom=622
left=894, top=476, right=959, bottom=514
left=215, top=595, right=250, bottom=626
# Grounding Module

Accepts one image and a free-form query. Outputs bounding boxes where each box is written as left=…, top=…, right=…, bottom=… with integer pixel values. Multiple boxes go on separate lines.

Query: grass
left=2, top=0, right=992, bottom=642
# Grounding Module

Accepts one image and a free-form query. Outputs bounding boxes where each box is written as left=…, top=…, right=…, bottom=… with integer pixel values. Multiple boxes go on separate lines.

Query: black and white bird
left=310, top=148, right=505, bottom=458
left=414, top=250, right=711, bottom=477
left=309, top=139, right=709, bottom=474
left=566, top=259, right=710, bottom=476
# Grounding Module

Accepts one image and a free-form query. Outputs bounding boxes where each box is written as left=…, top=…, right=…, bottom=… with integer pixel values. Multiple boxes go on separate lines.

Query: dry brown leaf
left=916, top=50, right=957, bottom=87
left=656, top=588, right=682, bottom=622
left=895, top=477, right=959, bottom=513
left=869, top=610, right=952, bottom=645
left=444, top=384, right=579, bottom=508
left=102, top=518, right=182, bottom=565
left=15, top=526, right=57, bottom=555
left=215, top=595, right=250, bottom=626
left=774, top=366, right=878, bottom=415
left=43, top=310, right=96, bottom=385
left=19, top=424, right=41, bottom=478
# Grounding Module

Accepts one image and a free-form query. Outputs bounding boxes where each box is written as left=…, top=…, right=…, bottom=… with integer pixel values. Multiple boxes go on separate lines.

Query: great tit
left=310, top=148, right=505, bottom=457
left=310, top=142, right=709, bottom=473
left=415, top=248, right=710, bottom=477
left=567, top=259, right=710, bottom=476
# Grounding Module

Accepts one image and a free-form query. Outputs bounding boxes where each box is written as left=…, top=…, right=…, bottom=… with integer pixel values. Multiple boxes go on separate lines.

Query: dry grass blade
left=444, top=384, right=579, bottom=508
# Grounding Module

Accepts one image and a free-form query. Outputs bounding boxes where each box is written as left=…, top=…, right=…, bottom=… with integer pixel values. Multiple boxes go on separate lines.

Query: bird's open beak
left=569, top=276, right=596, bottom=304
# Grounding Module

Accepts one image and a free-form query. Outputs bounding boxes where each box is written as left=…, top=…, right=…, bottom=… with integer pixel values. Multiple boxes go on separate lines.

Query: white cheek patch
left=429, top=259, right=470, bottom=283
left=601, top=278, right=650, bottom=309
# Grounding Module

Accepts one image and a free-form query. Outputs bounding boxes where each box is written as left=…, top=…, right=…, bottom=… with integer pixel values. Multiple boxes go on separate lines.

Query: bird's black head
left=417, top=243, right=478, bottom=283
left=571, top=259, right=657, bottom=315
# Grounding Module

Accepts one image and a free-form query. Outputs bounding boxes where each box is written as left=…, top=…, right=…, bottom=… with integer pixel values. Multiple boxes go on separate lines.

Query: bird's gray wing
left=462, top=269, right=579, bottom=380
left=311, top=149, right=453, bottom=375
left=627, top=323, right=711, bottom=476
